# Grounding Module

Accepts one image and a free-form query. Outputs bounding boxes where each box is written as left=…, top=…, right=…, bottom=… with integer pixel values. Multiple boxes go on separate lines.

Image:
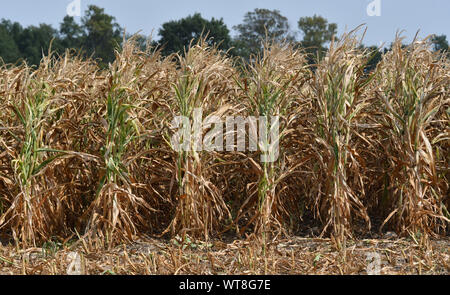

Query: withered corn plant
left=308, top=29, right=373, bottom=248
left=119, top=41, right=178, bottom=235
left=83, top=40, right=156, bottom=245
left=437, top=58, right=450, bottom=216
left=0, top=61, right=77, bottom=245
left=0, top=65, right=23, bottom=222
left=0, top=66, right=47, bottom=246
left=163, top=39, right=235, bottom=240
left=0, top=53, right=100, bottom=246
left=41, top=51, right=102, bottom=235
left=234, top=42, right=309, bottom=240
left=374, top=36, right=450, bottom=237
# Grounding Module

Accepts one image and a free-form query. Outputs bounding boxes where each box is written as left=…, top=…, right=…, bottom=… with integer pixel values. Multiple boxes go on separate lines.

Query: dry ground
left=0, top=235, right=448, bottom=275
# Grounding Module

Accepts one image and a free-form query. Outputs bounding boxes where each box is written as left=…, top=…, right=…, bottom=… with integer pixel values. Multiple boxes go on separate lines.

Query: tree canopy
left=0, top=5, right=122, bottom=66
left=59, top=16, right=84, bottom=50
left=0, top=21, right=21, bottom=64
left=431, top=34, right=449, bottom=55
left=0, top=6, right=448, bottom=66
left=158, top=13, right=232, bottom=56
left=233, top=8, right=294, bottom=59
left=298, top=14, right=337, bottom=58
left=82, top=5, right=122, bottom=66
left=0, top=20, right=60, bottom=65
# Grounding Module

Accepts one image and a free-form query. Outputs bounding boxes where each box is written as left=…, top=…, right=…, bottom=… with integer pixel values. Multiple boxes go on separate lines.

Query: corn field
left=0, top=30, right=448, bottom=250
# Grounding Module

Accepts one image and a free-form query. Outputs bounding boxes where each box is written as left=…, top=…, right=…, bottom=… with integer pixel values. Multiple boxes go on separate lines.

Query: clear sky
left=1, top=0, right=449, bottom=47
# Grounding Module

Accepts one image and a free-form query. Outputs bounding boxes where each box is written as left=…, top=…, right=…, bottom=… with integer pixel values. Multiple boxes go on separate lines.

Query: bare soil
left=1, top=235, right=448, bottom=275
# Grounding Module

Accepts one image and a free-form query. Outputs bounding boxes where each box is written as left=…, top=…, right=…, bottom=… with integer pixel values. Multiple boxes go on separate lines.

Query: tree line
left=0, top=5, right=448, bottom=67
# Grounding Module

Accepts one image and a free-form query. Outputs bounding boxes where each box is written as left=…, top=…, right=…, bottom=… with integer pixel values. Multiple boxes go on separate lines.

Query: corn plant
left=83, top=60, right=152, bottom=245
left=0, top=77, right=71, bottom=246
left=0, top=55, right=101, bottom=246
left=309, top=30, right=373, bottom=248
left=163, top=39, right=235, bottom=240
left=234, top=42, right=308, bottom=240
left=375, top=37, right=450, bottom=237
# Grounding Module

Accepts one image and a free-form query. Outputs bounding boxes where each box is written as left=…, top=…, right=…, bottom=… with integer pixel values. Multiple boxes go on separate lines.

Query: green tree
left=233, top=8, right=294, bottom=59
left=0, top=21, right=21, bottom=64
left=298, top=15, right=337, bottom=58
left=431, top=34, right=449, bottom=54
left=15, top=24, right=61, bottom=66
left=158, top=13, right=232, bottom=56
left=363, top=45, right=387, bottom=73
left=1, top=6, right=125, bottom=66
left=81, top=5, right=122, bottom=66
left=0, top=19, right=23, bottom=45
left=0, top=19, right=64, bottom=66
left=60, top=16, right=84, bottom=50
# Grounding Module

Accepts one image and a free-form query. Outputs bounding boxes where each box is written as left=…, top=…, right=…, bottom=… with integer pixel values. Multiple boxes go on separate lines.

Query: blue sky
left=1, top=0, right=449, bottom=47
